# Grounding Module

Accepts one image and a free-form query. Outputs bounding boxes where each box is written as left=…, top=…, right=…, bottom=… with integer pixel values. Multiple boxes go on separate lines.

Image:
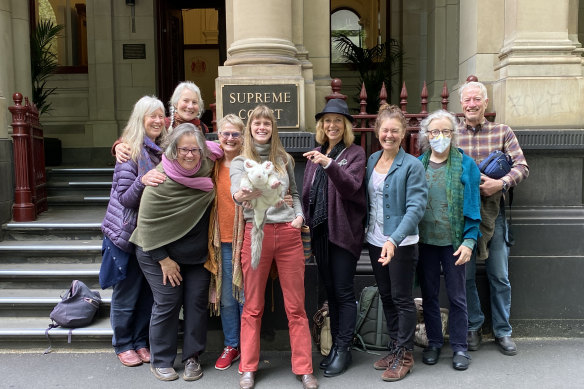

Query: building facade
left=1, top=0, right=584, bottom=334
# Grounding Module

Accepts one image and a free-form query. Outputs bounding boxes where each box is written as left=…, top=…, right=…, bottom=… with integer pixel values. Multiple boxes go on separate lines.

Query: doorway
left=156, top=0, right=226, bottom=127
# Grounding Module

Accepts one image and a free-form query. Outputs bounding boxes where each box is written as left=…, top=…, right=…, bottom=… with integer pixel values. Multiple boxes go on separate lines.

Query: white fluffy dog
left=239, top=159, right=285, bottom=269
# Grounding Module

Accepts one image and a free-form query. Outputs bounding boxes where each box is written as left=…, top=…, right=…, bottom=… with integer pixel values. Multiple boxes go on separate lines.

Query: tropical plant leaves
left=334, top=34, right=404, bottom=112
left=30, top=20, right=64, bottom=115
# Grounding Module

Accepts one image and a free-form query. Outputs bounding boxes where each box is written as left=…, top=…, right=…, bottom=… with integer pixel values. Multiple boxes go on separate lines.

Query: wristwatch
left=501, top=179, right=509, bottom=193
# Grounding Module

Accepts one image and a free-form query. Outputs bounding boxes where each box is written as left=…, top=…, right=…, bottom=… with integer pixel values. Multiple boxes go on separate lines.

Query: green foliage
left=335, top=34, right=404, bottom=113
left=30, top=20, right=64, bottom=115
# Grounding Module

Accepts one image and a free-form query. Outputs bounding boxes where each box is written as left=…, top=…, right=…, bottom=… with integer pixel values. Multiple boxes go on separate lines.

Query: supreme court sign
left=221, top=84, right=299, bottom=128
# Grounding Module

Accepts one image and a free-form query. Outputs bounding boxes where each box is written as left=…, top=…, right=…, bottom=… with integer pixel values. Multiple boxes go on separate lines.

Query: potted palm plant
left=30, top=20, right=64, bottom=115
left=334, top=34, right=404, bottom=113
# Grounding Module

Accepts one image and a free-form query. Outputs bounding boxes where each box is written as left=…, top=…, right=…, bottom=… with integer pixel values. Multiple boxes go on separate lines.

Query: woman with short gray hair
left=416, top=109, right=481, bottom=371
left=131, top=123, right=223, bottom=382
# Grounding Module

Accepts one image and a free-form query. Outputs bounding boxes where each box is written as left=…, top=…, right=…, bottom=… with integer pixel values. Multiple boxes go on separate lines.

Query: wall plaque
left=221, top=84, right=299, bottom=128
left=123, top=44, right=146, bottom=59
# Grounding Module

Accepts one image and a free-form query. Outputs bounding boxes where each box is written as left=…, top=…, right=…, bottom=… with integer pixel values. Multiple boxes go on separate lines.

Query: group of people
left=304, top=81, right=528, bottom=384
left=99, top=79, right=528, bottom=388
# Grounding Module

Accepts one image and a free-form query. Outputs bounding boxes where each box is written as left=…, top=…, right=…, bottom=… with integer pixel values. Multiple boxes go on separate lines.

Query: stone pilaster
left=493, top=0, right=583, bottom=128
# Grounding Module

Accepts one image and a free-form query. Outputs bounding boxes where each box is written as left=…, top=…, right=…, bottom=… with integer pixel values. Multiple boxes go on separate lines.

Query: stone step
left=0, top=263, right=102, bottom=289
left=3, top=221, right=102, bottom=241
left=47, top=195, right=110, bottom=206
left=0, top=239, right=102, bottom=263
left=46, top=167, right=114, bottom=181
left=0, top=288, right=112, bottom=317
left=0, top=316, right=113, bottom=339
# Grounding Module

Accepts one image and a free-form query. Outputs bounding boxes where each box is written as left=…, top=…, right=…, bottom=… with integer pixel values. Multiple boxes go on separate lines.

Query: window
left=34, top=0, right=88, bottom=71
left=331, top=9, right=363, bottom=63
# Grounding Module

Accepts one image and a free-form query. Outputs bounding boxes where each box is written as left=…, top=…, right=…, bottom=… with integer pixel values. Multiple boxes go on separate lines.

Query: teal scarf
left=421, top=148, right=465, bottom=249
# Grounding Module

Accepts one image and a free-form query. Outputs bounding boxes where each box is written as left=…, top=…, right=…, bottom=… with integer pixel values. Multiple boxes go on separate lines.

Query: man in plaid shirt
left=457, top=81, right=529, bottom=357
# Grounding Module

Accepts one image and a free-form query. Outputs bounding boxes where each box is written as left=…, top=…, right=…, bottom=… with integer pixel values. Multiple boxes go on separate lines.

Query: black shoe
left=467, top=330, right=482, bottom=351
left=323, top=346, right=352, bottom=377
left=495, top=336, right=517, bottom=356
left=452, top=351, right=471, bottom=370
left=319, top=346, right=337, bottom=370
left=422, top=346, right=441, bottom=365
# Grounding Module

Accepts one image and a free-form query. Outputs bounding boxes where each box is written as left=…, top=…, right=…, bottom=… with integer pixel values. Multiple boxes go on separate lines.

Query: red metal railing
left=325, top=75, right=495, bottom=157
left=9, top=93, right=47, bottom=221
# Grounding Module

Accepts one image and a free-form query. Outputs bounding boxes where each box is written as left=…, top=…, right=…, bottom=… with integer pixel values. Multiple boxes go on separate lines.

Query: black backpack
left=44, top=280, right=102, bottom=353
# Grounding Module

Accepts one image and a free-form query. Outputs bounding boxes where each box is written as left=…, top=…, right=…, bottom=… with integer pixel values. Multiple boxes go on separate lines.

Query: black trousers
left=136, top=247, right=210, bottom=368
left=368, top=243, right=418, bottom=350
left=316, top=242, right=358, bottom=348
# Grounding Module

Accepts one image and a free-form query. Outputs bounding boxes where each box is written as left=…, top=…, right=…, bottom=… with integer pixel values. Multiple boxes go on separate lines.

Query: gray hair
left=164, top=123, right=209, bottom=160
left=418, top=110, right=459, bottom=153
left=121, top=96, right=167, bottom=162
left=169, top=81, right=205, bottom=118
left=459, top=81, right=488, bottom=102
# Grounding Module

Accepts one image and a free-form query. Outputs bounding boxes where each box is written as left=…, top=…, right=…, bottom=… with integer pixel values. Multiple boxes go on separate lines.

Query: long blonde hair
left=241, top=105, right=290, bottom=175
left=121, top=96, right=167, bottom=162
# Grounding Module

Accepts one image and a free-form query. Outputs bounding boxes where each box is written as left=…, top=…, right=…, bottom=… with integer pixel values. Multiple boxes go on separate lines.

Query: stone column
left=84, top=0, right=118, bottom=153
left=303, top=0, right=330, bottom=118
left=0, top=0, right=16, bottom=136
left=224, top=0, right=299, bottom=66
left=217, top=0, right=307, bottom=131
left=493, top=0, right=583, bottom=127
left=11, top=0, right=31, bottom=100
left=454, top=0, right=505, bottom=113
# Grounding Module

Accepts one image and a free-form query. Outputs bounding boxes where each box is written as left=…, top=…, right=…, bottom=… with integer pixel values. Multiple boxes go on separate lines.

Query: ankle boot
left=381, top=347, right=414, bottom=382
left=319, top=345, right=337, bottom=369
left=323, top=346, right=352, bottom=377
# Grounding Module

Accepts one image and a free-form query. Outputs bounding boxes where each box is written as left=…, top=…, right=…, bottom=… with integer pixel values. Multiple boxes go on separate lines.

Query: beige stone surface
left=0, top=96, right=7, bottom=138
left=493, top=77, right=584, bottom=128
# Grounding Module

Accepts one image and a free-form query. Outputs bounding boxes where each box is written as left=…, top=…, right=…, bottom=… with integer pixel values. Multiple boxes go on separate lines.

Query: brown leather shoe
left=381, top=348, right=414, bottom=382
left=135, top=347, right=150, bottom=363
left=150, top=365, right=179, bottom=381
left=373, top=352, right=395, bottom=370
left=117, top=350, right=142, bottom=367
left=298, top=373, right=318, bottom=389
left=240, top=371, right=255, bottom=389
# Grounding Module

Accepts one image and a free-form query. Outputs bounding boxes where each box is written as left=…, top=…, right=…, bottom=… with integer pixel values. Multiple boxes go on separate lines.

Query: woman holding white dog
left=302, top=99, right=366, bottom=377
left=230, top=105, right=317, bottom=389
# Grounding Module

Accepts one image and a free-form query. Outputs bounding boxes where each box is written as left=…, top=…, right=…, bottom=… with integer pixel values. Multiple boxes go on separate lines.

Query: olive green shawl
left=130, top=159, right=215, bottom=252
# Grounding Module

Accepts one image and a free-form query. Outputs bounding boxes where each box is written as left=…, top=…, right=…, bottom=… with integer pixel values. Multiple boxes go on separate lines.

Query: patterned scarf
left=137, top=137, right=162, bottom=177
left=421, top=147, right=465, bottom=248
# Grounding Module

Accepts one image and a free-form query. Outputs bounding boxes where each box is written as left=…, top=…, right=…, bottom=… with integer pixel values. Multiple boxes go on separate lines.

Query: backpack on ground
left=44, top=280, right=102, bottom=353
left=354, top=286, right=390, bottom=351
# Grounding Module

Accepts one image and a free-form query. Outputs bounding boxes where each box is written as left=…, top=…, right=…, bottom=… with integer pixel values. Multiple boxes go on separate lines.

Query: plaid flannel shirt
left=457, top=118, right=529, bottom=188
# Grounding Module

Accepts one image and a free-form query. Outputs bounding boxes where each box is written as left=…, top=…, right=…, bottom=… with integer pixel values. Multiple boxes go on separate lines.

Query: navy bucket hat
left=315, top=99, right=353, bottom=122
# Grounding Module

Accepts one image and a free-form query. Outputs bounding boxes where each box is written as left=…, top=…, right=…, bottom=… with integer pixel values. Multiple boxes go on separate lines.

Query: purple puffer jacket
left=101, top=143, right=161, bottom=252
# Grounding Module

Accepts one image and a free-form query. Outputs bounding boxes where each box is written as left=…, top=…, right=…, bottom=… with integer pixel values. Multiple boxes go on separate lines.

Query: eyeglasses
left=177, top=147, right=201, bottom=156
left=429, top=129, right=453, bottom=137
left=219, top=131, right=241, bottom=139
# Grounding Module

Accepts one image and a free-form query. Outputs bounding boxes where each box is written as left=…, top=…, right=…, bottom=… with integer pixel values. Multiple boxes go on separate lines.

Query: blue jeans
left=220, top=243, right=244, bottom=347
left=110, top=253, right=153, bottom=354
left=466, top=210, right=512, bottom=337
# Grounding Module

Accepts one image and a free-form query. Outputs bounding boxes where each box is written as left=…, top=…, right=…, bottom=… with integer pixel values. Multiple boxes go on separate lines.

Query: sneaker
left=215, top=346, right=240, bottom=370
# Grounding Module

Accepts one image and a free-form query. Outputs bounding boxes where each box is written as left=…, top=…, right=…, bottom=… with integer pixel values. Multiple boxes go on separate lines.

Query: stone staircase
left=0, top=168, right=113, bottom=347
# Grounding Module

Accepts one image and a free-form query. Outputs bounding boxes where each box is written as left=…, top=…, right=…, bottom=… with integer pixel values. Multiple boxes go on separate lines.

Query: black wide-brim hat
left=315, top=99, right=353, bottom=122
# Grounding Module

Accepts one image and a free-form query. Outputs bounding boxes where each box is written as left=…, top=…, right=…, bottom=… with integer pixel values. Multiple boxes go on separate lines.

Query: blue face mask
left=429, top=135, right=451, bottom=153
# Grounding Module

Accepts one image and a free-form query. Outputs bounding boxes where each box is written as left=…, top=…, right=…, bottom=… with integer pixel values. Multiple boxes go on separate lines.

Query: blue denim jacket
left=365, top=148, right=428, bottom=246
